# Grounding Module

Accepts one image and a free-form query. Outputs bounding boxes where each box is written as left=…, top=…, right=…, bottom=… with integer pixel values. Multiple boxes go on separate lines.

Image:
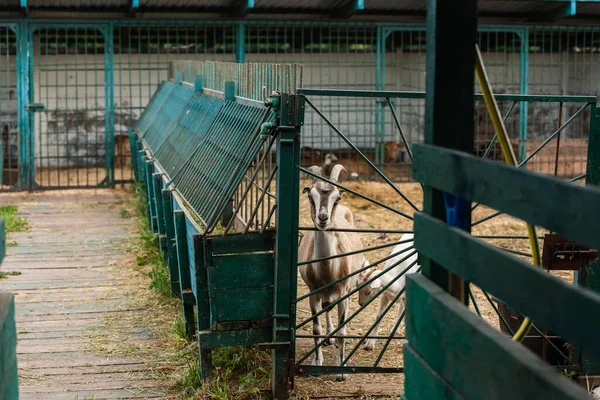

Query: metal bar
left=296, top=366, right=403, bottom=375
left=468, top=286, right=483, bottom=318
left=554, top=102, right=564, bottom=177
left=299, top=227, right=413, bottom=234
left=300, top=167, right=413, bottom=220
left=298, top=237, right=413, bottom=266
left=386, top=97, right=414, bottom=163
left=298, top=89, right=596, bottom=103
left=304, top=97, right=420, bottom=212
left=242, top=165, right=278, bottom=234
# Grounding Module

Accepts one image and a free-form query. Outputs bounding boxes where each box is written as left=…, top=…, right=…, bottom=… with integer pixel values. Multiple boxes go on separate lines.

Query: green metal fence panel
left=171, top=99, right=270, bottom=231
left=143, top=82, right=194, bottom=151
left=153, top=90, right=222, bottom=177
left=0, top=24, right=18, bottom=192
left=28, top=24, right=112, bottom=189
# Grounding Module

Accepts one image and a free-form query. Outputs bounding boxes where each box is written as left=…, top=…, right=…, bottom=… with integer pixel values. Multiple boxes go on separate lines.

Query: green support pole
left=104, top=24, right=115, bottom=187
left=272, top=98, right=301, bottom=400
left=174, top=210, right=195, bottom=339
left=235, top=23, right=245, bottom=63
left=152, top=173, right=167, bottom=251
left=16, top=22, right=29, bottom=190
left=518, top=28, right=530, bottom=162
left=144, top=160, right=156, bottom=233
left=421, top=0, right=477, bottom=301
left=161, top=189, right=180, bottom=297
left=128, top=128, right=138, bottom=182
left=194, top=234, right=212, bottom=379
left=580, top=105, right=600, bottom=374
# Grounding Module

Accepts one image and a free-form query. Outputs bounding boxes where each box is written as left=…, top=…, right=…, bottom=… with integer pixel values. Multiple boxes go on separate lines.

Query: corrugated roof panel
left=479, top=0, right=553, bottom=14
left=0, top=0, right=18, bottom=6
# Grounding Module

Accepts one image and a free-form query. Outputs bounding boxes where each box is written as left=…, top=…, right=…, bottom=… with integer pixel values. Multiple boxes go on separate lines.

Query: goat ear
left=302, top=187, right=311, bottom=194
left=370, top=279, right=382, bottom=290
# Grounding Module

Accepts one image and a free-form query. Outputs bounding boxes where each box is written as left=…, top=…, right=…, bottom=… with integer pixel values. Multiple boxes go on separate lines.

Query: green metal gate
left=0, top=23, right=19, bottom=191
left=27, top=24, right=113, bottom=189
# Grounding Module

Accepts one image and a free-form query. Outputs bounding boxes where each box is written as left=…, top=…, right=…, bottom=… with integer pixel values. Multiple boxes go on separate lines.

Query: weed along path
left=0, top=189, right=177, bottom=400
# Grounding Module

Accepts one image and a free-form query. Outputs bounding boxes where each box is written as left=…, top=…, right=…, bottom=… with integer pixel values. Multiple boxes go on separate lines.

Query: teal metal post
left=16, top=21, right=31, bottom=190
left=581, top=104, right=600, bottom=374
left=144, top=160, right=156, bottom=232
left=194, top=234, right=212, bottom=379
left=104, top=24, right=115, bottom=187
left=152, top=173, right=167, bottom=251
left=128, top=128, right=138, bottom=181
left=174, top=210, right=195, bottom=339
left=235, top=23, right=245, bottom=63
left=420, top=0, right=476, bottom=301
left=518, top=28, right=530, bottom=162
left=161, top=189, right=180, bottom=297
left=272, top=94, right=301, bottom=400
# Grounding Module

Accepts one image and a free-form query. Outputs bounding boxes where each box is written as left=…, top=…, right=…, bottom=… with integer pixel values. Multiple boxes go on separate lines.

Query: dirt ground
left=292, top=179, right=574, bottom=399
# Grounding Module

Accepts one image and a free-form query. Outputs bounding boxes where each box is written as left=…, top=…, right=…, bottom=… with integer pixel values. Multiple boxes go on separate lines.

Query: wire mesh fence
left=0, top=22, right=599, bottom=191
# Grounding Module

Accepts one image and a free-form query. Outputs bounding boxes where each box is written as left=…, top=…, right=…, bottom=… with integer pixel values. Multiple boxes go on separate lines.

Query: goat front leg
left=323, top=301, right=336, bottom=346
left=309, top=296, right=324, bottom=366
left=335, top=298, right=349, bottom=381
left=364, top=295, right=390, bottom=351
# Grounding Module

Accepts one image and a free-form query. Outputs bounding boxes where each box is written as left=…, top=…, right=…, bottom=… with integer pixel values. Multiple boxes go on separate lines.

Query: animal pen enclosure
left=131, top=53, right=600, bottom=398
left=2, top=21, right=600, bottom=191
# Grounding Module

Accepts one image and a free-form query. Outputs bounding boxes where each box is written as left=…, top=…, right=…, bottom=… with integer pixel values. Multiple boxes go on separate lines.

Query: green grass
left=0, top=205, right=28, bottom=233
left=132, top=183, right=172, bottom=299
left=0, top=271, right=21, bottom=280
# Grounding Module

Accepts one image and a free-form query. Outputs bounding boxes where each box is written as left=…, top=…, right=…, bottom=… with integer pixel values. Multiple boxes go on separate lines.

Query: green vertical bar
left=235, top=23, right=245, bottom=63
left=272, top=101, right=301, bottom=400
left=144, top=159, right=156, bottom=233
left=421, top=0, right=476, bottom=297
left=152, top=173, right=166, bottom=250
left=174, top=210, right=195, bottom=339
left=194, top=234, right=212, bottom=379
left=128, top=127, right=137, bottom=181
left=161, top=189, right=180, bottom=297
left=518, top=28, right=529, bottom=162
left=105, top=24, right=115, bottom=187
left=16, top=22, right=30, bottom=190
left=580, top=103, right=600, bottom=374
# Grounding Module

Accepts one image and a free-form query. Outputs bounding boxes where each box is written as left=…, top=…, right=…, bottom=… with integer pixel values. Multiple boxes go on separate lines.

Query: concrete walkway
left=0, top=190, right=166, bottom=400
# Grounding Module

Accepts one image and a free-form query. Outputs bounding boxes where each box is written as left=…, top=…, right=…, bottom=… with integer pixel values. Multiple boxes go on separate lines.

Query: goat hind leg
left=364, top=296, right=390, bottom=351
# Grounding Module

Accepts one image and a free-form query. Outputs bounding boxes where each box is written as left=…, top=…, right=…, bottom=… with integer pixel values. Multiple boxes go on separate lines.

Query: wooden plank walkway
left=0, top=190, right=167, bottom=400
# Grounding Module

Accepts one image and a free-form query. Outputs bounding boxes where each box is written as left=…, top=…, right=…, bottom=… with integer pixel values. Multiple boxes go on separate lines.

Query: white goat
left=357, top=233, right=419, bottom=351
left=298, top=164, right=364, bottom=381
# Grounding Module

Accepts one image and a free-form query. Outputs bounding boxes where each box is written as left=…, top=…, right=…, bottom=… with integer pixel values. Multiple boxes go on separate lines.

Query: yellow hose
left=474, top=44, right=540, bottom=342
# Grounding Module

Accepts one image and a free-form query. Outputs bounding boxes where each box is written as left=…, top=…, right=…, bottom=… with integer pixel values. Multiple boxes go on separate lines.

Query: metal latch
left=26, top=103, right=45, bottom=112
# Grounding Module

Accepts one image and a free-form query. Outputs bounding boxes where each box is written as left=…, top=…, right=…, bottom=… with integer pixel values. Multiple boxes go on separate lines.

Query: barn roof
left=0, top=0, right=599, bottom=24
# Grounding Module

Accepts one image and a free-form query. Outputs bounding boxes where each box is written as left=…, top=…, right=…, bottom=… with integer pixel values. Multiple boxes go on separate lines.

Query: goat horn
left=307, top=165, right=322, bottom=184
left=329, top=164, right=346, bottom=183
